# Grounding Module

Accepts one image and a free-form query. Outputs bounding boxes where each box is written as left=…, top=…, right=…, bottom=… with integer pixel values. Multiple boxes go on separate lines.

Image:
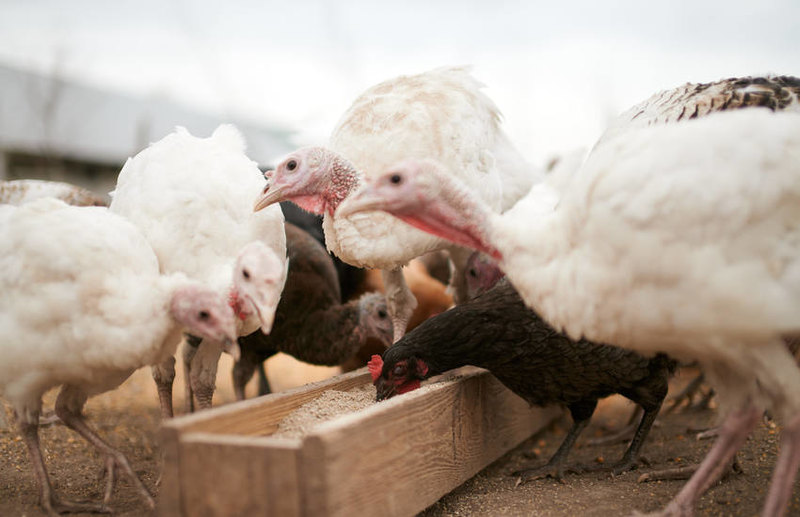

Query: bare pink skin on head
left=337, top=159, right=503, bottom=261
left=254, top=147, right=361, bottom=216
left=227, top=289, right=249, bottom=322
left=169, top=285, right=239, bottom=358
left=233, top=241, right=286, bottom=334
left=465, top=251, right=505, bottom=299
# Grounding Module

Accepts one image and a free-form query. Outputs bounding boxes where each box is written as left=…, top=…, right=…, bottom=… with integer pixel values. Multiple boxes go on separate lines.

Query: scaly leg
left=762, top=413, right=800, bottom=517
left=232, top=350, right=259, bottom=401
left=381, top=268, right=417, bottom=342
left=586, top=406, right=644, bottom=446
left=608, top=402, right=660, bottom=474
left=151, top=356, right=176, bottom=419
left=257, top=362, right=272, bottom=396
left=513, top=416, right=591, bottom=482
left=54, top=388, right=155, bottom=511
left=188, top=338, right=222, bottom=410
left=182, top=335, right=202, bottom=413
left=17, top=410, right=109, bottom=516
left=655, top=404, right=761, bottom=517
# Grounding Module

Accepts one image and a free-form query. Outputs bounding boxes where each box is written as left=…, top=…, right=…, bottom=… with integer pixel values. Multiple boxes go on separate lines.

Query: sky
left=0, top=0, right=798, bottom=164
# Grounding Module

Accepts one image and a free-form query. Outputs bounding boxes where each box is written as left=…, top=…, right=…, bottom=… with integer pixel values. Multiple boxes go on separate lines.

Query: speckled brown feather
left=601, top=75, right=800, bottom=145
left=0, top=179, right=107, bottom=207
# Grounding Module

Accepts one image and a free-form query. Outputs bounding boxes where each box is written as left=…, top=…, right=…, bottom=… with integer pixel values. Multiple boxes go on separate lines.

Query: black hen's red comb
left=368, top=355, right=384, bottom=382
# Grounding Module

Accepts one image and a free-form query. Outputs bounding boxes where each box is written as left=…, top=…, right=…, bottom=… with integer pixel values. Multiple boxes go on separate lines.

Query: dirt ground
left=1, top=360, right=799, bottom=516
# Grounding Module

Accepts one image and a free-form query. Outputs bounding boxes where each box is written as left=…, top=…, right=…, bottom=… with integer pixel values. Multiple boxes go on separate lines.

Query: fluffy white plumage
left=501, top=111, right=800, bottom=352
left=339, top=108, right=800, bottom=515
left=110, top=124, right=287, bottom=414
left=323, top=66, right=539, bottom=267
left=0, top=199, right=237, bottom=513
left=255, top=66, right=539, bottom=340
left=112, top=125, right=286, bottom=310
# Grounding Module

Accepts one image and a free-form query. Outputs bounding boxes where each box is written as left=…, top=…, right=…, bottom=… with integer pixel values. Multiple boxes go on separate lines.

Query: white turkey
left=253, top=66, right=540, bottom=341
left=0, top=198, right=237, bottom=515
left=110, top=125, right=287, bottom=415
left=337, top=108, right=800, bottom=516
left=1, top=179, right=110, bottom=427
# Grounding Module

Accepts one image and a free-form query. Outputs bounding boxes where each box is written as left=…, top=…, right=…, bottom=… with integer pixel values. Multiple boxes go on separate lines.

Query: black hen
left=372, top=280, right=676, bottom=480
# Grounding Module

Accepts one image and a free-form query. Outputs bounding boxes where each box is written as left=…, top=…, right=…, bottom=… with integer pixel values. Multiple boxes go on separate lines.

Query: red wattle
left=397, top=380, right=421, bottom=394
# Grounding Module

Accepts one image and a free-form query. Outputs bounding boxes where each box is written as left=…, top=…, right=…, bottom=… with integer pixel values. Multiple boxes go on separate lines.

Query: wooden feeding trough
left=158, top=367, right=560, bottom=517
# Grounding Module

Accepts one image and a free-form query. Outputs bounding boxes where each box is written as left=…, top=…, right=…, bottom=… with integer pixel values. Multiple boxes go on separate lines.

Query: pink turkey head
left=233, top=241, right=287, bottom=334
left=170, top=284, right=240, bottom=360
left=337, top=159, right=502, bottom=260
left=254, top=147, right=359, bottom=216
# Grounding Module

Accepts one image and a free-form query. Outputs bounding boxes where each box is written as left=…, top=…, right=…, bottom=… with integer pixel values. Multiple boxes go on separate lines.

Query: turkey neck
left=393, top=170, right=503, bottom=260
left=321, top=152, right=361, bottom=215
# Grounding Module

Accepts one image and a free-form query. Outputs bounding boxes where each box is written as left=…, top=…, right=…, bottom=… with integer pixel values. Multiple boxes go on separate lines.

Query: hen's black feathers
left=384, top=281, right=674, bottom=412
left=381, top=280, right=676, bottom=478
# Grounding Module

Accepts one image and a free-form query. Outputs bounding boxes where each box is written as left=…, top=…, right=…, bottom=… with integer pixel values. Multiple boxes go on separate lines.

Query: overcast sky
left=1, top=0, right=798, bottom=163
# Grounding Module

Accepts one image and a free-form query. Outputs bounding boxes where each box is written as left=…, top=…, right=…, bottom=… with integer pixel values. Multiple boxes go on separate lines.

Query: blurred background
left=0, top=0, right=798, bottom=197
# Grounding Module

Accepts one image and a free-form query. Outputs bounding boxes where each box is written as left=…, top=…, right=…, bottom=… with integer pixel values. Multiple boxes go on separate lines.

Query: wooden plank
left=157, top=424, right=182, bottom=517
left=299, top=370, right=561, bottom=517
left=175, top=433, right=301, bottom=517
left=158, top=368, right=371, bottom=516
left=161, top=368, right=371, bottom=437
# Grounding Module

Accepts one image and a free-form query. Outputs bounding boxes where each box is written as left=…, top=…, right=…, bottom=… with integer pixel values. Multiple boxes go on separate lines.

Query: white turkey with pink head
left=111, top=124, right=287, bottom=416
left=253, top=66, right=541, bottom=342
left=338, top=107, right=800, bottom=517
left=0, top=198, right=237, bottom=514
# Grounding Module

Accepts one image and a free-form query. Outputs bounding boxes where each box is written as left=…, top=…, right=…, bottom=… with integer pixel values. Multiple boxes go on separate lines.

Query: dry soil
left=2, top=360, right=799, bottom=516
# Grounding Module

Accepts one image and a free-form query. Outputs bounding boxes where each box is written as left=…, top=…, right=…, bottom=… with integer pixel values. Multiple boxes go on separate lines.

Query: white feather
left=327, top=66, right=541, bottom=267
left=497, top=110, right=800, bottom=356
left=0, top=200, right=187, bottom=417
left=111, top=124, right=286, bottom=324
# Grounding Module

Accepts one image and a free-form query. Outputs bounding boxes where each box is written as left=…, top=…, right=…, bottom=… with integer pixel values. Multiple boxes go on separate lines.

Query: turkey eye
left=198, top=310, right=210, bottom=321
left=377, top=309, right=388, bottom=318
left=286, top=159, right=298, bottom=172
left=242, top=269, right=251, bottom=280
left=393, top=364, right=407, bottom=376
left=389, top=174, right=402, bottom=185
left=468, top=268, right=477, bottom=278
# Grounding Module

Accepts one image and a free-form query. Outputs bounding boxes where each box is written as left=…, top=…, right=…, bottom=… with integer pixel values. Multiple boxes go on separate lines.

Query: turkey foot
left=512, top=460, right=582, bottom=484
left=637, top=457, right=742, bottom=483
left=56, top=404, right=155, bottom=511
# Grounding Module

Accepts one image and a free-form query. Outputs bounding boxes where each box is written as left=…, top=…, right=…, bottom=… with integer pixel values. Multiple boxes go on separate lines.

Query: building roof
left=0, top=63, right=294, bottom=167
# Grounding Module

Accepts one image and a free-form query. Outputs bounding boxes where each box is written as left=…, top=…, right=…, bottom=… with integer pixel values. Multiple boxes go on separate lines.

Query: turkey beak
left=374, top=379, right=396, bottom=402
left=335, top=186, right=383, bottom=218
left=254, top=182, right=287, bottom=212
left=257, top=304, right=277, bottom=335
left=221, top=336, right=241, bottom=362
left=250, top=290, right=281, bottom=335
